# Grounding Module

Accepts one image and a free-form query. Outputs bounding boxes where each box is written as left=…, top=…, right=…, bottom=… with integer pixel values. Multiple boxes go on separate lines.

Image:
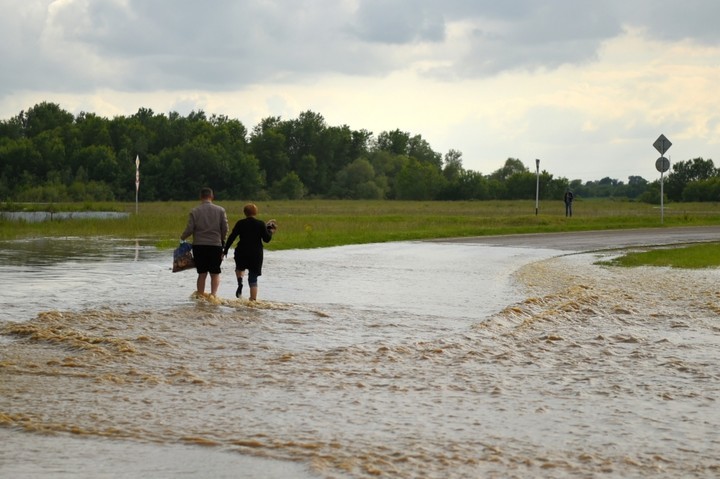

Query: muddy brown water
left=1, top=228, right=719, bottom=478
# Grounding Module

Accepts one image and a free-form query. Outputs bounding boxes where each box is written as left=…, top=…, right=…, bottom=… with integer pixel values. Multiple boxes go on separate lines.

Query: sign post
left=653, top=135, right=671, bottom=224
left=535, top=159, right=540, bottom=216
left=135, top=155, right=140, bottom=215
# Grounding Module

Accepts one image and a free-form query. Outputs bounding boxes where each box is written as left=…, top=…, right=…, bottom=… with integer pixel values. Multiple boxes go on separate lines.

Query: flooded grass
left=2, top=199, right=720, bottom=253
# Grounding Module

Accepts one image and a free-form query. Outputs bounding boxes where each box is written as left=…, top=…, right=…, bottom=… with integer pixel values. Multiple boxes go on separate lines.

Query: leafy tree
left=439, top=168, right=491, bottom=201
left=625, top=175, right=649, bottom=199
left=376, top=129, right=410, bottom=155
left=29, top=131, right=64, bottom=179
left=682, top=177, right=720, bottom=202
left=271, top=171, right=305, bottom=199
left=456, top=170, right=489, bottom=200
left=490, top=158, right=528, bottom=181
left=505, top=171, right=537, bottom=200
left=0, top=173, right=11, bottom=199
left=0, top=114, right=25, bottom=139
left=487, top=177, right=507, bottom=200
left=367, top=150, right=406, bottom=199
left=442, top=149, right=464, bottom=182
left=350, top=129, right=373, bottom=161
left=543, top=173, right=568, bottom=201
left=73, top=145, right=117, bottom=183
left=583, top=176, right=624, bottom=198
left=639, top=180, right=663, bottom=204
left=311, top=124, right=357, bottom=195
left=250, top=117, right=289, bottom=186
left=666, top=157, right=718, bottom=201
left=375, top=130, right=441, bottom=168
left=295, top=154, right=318, bottom=192
left=76, top=112, right=112, bottom=147
left=210, top=116, right=248, bottom=154
left=0, top=138, right=42, bottom=187
left=330, top=158, right=384, bottom=199
left=284, top=110, right=326, bottom=167
left=0, top=102, right=674, bottom=202
left=396, top=158, right=446, bottom=200
left=407, top=134, right=442, bottom=168
left=23, top=102, right=74, bottom=137
left=224, top=151, right=264, bottom=199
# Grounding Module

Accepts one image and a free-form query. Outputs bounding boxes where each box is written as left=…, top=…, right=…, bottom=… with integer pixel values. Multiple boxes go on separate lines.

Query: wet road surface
left=429, top=225, right=720, bottom=251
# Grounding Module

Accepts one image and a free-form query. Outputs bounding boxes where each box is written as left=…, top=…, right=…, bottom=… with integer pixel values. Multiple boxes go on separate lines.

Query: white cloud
left=2, top=0, right=720, bottom=182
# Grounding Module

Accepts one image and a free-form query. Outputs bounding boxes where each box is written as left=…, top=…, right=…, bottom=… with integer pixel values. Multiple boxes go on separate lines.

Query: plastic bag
left=172, top=241, right=195, bottom=272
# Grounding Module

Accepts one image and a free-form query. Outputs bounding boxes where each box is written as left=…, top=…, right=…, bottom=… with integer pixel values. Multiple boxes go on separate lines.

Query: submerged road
left=429, top=225, right=720, bottom=252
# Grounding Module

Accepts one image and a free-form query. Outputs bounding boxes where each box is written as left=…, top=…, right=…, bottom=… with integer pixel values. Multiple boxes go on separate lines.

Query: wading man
left=180, top=187, right=228, bottom=297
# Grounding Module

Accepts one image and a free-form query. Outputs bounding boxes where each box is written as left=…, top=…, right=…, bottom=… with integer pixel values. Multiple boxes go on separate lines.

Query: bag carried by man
left=172, top=241, right=195, bottom=272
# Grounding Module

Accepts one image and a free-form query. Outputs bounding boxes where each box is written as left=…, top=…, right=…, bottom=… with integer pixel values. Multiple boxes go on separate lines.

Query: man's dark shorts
left=192, top=245, right=223, bottom=274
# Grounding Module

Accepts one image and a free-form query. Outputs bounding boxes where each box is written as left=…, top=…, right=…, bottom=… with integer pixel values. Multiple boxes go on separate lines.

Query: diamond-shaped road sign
left=653, top=134, right=672, bottom=155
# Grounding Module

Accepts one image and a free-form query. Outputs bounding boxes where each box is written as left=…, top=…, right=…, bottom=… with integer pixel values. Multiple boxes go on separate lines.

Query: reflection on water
left=0, top=211, right=129, bottom=223
left=1, top=238, right=719, bottom=478
left=0, top=237, right=144, bottom=266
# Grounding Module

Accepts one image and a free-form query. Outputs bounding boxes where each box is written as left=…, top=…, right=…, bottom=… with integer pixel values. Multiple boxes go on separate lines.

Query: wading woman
left=223, top=203, right=276, bottom=301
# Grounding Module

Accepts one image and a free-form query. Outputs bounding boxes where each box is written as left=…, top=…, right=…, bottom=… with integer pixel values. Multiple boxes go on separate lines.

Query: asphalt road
left=429, top=225, right=720, bottom=252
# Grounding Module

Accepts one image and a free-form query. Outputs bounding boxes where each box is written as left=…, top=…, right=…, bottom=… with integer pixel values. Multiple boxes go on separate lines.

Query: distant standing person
left=223, top=203, right=276, bottom=301
left=180, top=187, right=229, bottom=297
left=564, top=190, right=575, bottom=217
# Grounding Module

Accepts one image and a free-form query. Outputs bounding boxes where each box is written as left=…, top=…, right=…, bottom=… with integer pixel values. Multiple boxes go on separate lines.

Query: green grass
left=598, top=242, right=720, bottom=269
left=3, top=199, right=720, bottom=260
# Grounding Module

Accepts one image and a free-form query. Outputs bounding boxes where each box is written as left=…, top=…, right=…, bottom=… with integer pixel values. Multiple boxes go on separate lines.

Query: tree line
left=0, top=102, right=717, bottom=203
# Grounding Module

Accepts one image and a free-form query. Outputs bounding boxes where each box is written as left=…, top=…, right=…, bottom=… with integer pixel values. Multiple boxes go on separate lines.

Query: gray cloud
left=350, top=0, right=446, bottom=44
left=619, top=0, right=720, bottom=43
left=1, top=0, right=719, bottom=99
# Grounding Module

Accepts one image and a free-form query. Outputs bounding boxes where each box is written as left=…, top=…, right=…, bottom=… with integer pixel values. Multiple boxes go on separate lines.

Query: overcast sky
left=2, top=0, right=720, bottom=182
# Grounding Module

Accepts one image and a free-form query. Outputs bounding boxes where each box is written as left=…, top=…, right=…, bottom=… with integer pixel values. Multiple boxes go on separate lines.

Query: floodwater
left=0, top=211, right=129, bottom=222
left=1, top=237, right=718, bottom=478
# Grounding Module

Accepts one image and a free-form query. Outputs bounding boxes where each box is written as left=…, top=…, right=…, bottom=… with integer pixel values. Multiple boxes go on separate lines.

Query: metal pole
left=660, top=170, right=664, bottom=224
left=652, top=135, right=671, bottom=224
left=135, top=155, right=140, bottom=215
left=535, top=159, right=540, bottom=216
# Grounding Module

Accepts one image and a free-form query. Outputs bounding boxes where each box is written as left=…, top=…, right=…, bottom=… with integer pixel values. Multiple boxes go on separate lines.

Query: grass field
left=2, top=199, right=720, bottom=267
left=599, top=242, right=720, bottom=269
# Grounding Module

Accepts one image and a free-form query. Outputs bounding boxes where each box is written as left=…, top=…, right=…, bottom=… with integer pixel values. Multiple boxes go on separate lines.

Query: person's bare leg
left=235, top=271, right=244, bottom=298
left=249, top=286, right=258, bottom=301
left=197, top=272, right=208, bottom=295
left=210, top=273, right=221, bottom=296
